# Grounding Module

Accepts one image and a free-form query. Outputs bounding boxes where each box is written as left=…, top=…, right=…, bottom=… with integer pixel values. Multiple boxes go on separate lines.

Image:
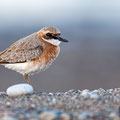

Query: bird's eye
left=46, top=33, right=52, bottom=37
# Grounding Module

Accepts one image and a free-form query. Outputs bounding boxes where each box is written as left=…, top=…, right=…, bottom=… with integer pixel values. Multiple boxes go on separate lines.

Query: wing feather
left=0, top=32, right=43, bottom=63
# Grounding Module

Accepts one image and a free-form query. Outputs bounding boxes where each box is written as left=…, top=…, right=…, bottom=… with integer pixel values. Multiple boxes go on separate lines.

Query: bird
left=0, top=26, right=68, bottom=84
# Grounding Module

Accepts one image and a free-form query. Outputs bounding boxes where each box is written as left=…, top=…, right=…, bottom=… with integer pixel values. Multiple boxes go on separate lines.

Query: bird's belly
left=4, top=59, right=54, bottom=75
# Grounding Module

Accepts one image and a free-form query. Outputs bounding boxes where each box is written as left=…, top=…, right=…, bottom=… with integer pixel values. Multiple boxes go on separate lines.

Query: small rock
left=48, top=93, right=54, bottom=96
left=108, top=89, right=114, bottom=93
left=78, top=111, right=91, bottom=119
left=90, top=90, right=99, bottom=94
left=82, top=89, right=90, bottom=92
left=60, top=113, right=71, bottom=120
left=6, top=102, right=11, bottom=107
left=41, top=92, right=47, bottom=95
left=89, top=93, right=100, bottom=99
left=7, top=84, right=33, bottom=97
left=1, top=116, right=18, bottom=120
left=68, top=89, right=79, bottom=93
left=109, top=112, right=119, bottom=119
left=39, top=111, right=56, bottom=120
left=81, top=90, right=90, bottom=98
left=0, top=112, right=17, bottom=120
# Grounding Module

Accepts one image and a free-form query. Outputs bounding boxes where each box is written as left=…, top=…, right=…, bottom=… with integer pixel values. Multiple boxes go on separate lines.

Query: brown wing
left=0, top=32, right=43, bottom=63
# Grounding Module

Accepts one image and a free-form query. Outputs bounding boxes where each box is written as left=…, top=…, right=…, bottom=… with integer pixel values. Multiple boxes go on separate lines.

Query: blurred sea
left=0, top=0, right=120, bottom=92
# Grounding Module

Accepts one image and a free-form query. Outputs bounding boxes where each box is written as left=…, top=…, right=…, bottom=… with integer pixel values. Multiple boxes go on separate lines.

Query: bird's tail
left=0, top=50, right=7, bottom=64
left=0, top=57, right=3, bottom=64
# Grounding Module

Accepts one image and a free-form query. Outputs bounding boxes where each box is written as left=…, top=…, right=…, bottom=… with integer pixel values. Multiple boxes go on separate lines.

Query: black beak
left=57, top=36, right=68, bottom=42
left=52, top=35, right=68, bottom=42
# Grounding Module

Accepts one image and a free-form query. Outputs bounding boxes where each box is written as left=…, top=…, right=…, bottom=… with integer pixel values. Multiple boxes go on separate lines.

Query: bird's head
left=38, top=26, right=68, bottom=46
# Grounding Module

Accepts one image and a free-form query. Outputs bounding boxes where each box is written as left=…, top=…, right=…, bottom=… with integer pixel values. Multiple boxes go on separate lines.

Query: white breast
left=4, top=61, right=44, bottom=75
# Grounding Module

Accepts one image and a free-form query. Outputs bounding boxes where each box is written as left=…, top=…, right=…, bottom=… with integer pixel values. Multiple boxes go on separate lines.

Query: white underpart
left=4, top=61, right=45, bottom=75
left=43, top=38, right=61, bottom=46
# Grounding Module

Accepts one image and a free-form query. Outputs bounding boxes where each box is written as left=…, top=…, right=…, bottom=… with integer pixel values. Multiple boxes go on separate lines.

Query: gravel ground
left=0, top=88, right=120, bottom=120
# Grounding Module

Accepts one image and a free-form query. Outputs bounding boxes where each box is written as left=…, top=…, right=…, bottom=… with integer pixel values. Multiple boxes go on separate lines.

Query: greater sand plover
left=0, top=26, right=68, bottom=84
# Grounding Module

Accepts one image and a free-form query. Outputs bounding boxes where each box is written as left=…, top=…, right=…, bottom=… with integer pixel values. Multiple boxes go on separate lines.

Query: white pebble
left=7, top=84, right=33, bottom=97
left=81, top=90, right=90, bottom=98
left=82, top=89, right=90, bottom=92
left=89, top=93, right=99, bottom=99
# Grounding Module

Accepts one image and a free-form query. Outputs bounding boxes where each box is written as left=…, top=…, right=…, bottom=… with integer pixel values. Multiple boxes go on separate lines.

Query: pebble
left=1, top=116, right=18, bottom=120
left=0, top=88, right=120, bottom=119
left=90, top=90, right=99, bottom=94
left=39, top=111, right=56, bottom=120
left=81, top=89, right=100, bottom=99
left=78, top=111, right=91, bottom=119
left=89, top=93, right=100, bottom=99
left=60, top=113, right=71, bottom=120
left=0, top=112, right=18, bottom=120
left=39, top=109, right=72, bottom=120
left=6, top=84, right=33, bottom=97
left=80, top=89, right=90, bottom=98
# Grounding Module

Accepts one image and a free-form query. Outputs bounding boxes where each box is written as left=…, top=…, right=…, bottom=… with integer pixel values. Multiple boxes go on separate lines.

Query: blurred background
left=0, top=0, right=120, bottom=92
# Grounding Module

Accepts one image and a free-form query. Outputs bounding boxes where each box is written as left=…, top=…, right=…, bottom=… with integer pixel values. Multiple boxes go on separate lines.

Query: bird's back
left=0, top=32, right=43, bottom=64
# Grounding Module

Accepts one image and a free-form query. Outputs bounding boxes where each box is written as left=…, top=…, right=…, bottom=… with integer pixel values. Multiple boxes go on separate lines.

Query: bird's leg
left=24, top=74, right=31, bottom=84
